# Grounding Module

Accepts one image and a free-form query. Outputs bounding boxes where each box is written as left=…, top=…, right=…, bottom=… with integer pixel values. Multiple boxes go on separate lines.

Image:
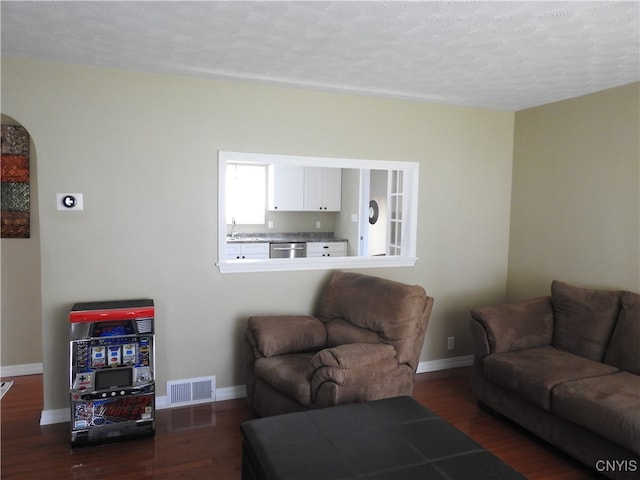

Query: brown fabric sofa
left=244, top=271, right=434, bottom=417
left=470, top=280, right=640, bottom=479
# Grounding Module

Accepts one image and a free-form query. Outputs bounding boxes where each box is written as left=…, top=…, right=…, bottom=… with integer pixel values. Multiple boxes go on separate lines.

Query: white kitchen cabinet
left=306, top=241, right=347, bottom=258
left=226, top=242, right=270, bottom=260
left=304, top=167, right=342, bottom=211
left=268, top=165, right=341, bottom=212
left=268, top=165, right=304, bottom=211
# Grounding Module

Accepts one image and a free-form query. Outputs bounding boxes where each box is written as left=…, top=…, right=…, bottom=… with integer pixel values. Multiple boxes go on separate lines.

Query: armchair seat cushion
left=254, top=353, right=315, bottom=406
left=552, top=372, right=640, bottom=454
left=484, top=346, right=618, bottom=410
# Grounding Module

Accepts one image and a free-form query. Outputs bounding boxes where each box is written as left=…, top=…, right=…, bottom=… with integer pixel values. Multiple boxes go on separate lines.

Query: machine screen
left=95, top=368, right=132, bottom=390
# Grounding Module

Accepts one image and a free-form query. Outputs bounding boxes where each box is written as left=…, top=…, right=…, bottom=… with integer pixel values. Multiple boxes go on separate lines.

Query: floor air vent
left=167, top=376, right=216, bottom=407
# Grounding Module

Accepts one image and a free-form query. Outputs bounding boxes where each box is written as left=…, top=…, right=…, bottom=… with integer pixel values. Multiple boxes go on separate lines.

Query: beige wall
left=508, top=83, right=640, bottom=300
left=1, top=57, right=514, bottom=411
left=4, top=57, right=635, bottom=417
left=1, top=236, right=42, bottom=366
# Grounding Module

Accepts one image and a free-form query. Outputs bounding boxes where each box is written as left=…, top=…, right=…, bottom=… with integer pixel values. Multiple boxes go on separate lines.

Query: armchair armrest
left=246, top=315, right=326, bottom=358
left=307, top=343, right=398, bottom=399
left=309, top=343, right=396, bottom=371
left=470, top=296, right=554, bottom=356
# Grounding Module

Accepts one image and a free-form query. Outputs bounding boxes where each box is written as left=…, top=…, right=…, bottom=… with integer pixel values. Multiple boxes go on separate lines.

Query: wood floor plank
left=1, top=369, right=602, bottom=479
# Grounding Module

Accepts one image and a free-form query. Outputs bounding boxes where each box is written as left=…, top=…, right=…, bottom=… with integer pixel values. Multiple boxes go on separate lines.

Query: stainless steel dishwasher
left=269, top=242, right=307, bottom=258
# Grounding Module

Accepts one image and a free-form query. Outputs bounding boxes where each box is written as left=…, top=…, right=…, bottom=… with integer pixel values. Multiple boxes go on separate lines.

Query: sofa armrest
left=307, top=343, right=398, bottom=399
left=470, top=296, right=554, bottom=356
left=245, top=315, right=326, bottom=358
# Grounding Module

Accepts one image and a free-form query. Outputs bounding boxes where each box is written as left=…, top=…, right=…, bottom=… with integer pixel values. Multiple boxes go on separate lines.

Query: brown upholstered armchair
left=244, top=271, right=434, bottom=417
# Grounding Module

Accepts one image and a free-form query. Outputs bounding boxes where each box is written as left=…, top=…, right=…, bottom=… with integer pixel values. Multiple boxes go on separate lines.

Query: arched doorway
left=1, top=114, right=43, bottom=376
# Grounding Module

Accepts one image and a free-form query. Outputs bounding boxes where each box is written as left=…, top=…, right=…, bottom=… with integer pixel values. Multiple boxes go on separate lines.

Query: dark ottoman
left=241, top=396, right=526, bottom=480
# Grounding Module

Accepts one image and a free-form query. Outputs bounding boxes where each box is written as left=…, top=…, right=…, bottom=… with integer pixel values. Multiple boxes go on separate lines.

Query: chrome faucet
left=231, top=217, right=238, bottom=238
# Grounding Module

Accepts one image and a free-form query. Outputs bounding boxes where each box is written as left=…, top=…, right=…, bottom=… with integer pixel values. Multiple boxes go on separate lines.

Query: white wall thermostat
left=57, top=193, right=84, bottom=211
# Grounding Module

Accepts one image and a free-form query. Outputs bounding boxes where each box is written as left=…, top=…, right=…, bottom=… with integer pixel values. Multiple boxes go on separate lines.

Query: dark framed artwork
left=1, top=125, right=30, bottom=238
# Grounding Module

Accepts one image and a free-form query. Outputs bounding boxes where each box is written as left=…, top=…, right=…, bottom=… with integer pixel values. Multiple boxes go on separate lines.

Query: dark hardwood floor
left=1, top=368, right=602, bottom=479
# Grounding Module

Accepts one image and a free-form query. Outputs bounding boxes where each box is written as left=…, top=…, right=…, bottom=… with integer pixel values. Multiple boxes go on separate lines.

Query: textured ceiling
left=1, top=1, right=639, bottom=111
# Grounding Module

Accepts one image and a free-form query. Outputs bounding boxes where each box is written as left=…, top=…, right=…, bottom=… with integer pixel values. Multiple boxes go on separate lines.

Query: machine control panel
left=71, top=384, right=155, bottom=401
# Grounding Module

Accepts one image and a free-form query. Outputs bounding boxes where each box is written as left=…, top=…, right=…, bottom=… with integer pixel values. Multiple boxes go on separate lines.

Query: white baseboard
left=40, top=355, right=472, bottom=425
left=40, top=408, right=69, bottom=425
left=216, top=384, right=247, bottom=402
left=1, top=362, right=43, bottom=377
left=416, top=355, right=474, bottom=373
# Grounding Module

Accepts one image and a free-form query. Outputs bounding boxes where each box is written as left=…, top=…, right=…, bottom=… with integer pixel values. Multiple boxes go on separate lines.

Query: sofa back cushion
left=316, top=271, right=433, bottom=370
left=551, top=280, right=622, bottom=361
left=470, top=296, right=554, bottom=354
left=604, top=291, right=640, bottom=375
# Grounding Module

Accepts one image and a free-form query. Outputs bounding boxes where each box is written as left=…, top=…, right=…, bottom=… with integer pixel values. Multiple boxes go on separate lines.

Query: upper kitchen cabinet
left=268, top=164, right=342, bottom=212
left=268, top=164, right=305, bottom=211
left=304, top=167, right=342, bottom=211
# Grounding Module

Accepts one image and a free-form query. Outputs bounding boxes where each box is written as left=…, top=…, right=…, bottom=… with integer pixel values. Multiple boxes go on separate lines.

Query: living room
left=1, top=2, right=638, bottom=479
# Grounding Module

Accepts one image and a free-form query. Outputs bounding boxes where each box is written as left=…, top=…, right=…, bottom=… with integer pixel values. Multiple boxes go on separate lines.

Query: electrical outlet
left=268, top=221, right=274, bottom=229
left=316, top=221, right=321, bottom=229
left=447, top=336, right=455, bottom=351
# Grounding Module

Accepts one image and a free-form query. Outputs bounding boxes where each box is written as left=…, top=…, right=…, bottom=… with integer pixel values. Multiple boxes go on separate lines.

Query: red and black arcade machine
left=69, top=299, right=155, bottom=446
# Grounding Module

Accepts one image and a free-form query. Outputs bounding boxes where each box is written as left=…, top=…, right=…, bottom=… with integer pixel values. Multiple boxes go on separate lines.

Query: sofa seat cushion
left=484, top=346, right=619, bottom=410
left=254, top=353, right=315, bottom=407
left=552, top=371, right=640, bottom=455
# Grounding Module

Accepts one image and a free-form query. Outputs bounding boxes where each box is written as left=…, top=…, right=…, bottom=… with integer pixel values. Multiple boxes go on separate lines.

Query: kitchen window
left=226, top=163, right=266, bottom=225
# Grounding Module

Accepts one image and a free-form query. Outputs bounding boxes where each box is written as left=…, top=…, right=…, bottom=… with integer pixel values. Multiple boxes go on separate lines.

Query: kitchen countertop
left=227, top=232, right=348, bottom=243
